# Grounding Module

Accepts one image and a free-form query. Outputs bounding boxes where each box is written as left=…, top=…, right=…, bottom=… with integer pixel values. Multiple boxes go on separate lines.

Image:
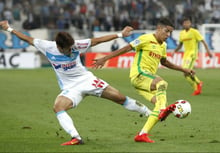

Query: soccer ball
left=173, top=100, right=191, bottom=119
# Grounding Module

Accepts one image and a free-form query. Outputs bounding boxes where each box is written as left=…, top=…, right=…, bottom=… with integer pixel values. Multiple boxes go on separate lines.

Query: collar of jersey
left=46, top=50, right=79, bottom=62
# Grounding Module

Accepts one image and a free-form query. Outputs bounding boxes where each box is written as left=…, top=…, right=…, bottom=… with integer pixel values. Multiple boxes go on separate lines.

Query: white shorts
left=58, top=74, right=109, bottom=107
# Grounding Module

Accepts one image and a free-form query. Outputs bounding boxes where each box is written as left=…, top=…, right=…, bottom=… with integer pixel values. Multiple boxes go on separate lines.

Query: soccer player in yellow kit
left=93, top=18, right=194, bottom=143
left=173, top=17, right=212, bottom=95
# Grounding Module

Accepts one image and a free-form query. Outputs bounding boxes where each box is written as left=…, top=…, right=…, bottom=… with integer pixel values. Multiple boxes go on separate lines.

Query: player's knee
left=156, top=80, right=168, bottom=91
left=53, top=103, right=62, bottom=113
left=151, top=96, right=157, bottom=104
left=53, top=96, right=74, bottom=113
left=53, top=102, right=73, bottom=113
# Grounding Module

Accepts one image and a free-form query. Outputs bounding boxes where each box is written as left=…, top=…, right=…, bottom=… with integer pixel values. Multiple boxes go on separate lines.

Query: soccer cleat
left=197, top=81, right=203, bottom=91
left=192, top=90, right=201, bottom=96
left=158, top=104, right=176, bottom=121
left=197, top=81, right=203, bottom=94
left=192, top=82, right=203, bottom=96
left=134, top=133, right=155, bottom=143
left=61, top=137, right=84, bottom=146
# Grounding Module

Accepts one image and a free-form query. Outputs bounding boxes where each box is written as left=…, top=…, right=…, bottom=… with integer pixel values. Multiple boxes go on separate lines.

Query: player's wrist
left=117, top=33, right=123, bottom=38
left=6, top=27, right=14, bottom=33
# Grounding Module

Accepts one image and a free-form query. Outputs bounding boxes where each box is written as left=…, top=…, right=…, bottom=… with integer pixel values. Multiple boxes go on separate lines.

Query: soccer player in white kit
left=0, top=20, right=152, bottom=145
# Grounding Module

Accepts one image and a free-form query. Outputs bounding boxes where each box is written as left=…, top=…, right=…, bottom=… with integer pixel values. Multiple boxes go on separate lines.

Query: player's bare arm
left=201, top=40, right=213, bottom=58
left=0, top=20, right=34, bottom=45
left=160, top=58, right=195, bottom=76
left=90, top=26, right=133, bottom=46
left=92, top=44, right=132, bottom=69
left=172, top=42, right=183, bottom=56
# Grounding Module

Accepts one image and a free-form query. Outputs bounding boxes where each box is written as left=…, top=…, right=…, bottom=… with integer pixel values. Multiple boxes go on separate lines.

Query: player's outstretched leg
left=54, top=96, right=84, bottom=146
left=56, top=110, right=84, bottom=145
left=134, top=80, right=168, bottom=143
left=101, top=86, right=152, bottom=117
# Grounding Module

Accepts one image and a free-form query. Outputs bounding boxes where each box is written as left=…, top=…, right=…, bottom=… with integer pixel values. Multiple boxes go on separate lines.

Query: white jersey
left=33, top=38, right=93, bottom=90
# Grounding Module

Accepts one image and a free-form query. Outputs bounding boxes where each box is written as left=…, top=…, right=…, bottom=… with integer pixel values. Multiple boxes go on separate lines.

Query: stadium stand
left=0, top=0, right=220, bottom=32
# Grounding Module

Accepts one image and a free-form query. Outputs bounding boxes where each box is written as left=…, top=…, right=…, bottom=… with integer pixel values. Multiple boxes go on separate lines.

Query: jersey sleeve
left=74, top=39, right=91, bottom=53
left=33, top=39, right=53, bottom=55
left=194, top=29, right=204, bottom=41
left=129, top=35, right=145, bottom=51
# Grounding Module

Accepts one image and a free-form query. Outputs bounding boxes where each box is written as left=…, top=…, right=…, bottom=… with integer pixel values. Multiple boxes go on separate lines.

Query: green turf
left=0, top=68, right=220, bottom=153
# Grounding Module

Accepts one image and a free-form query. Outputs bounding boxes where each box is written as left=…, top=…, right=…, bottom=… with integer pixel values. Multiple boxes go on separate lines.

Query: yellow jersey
left=179, top=28, right=203, bottom=59
left=129, top=33, right=167, bottom=78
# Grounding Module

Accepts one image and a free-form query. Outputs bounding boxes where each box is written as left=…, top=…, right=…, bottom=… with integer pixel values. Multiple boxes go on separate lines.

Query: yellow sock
left=185, top=76, right=197, bottom=90
left=140, top=111, right=159, bottom=134
left=193, top=75, right=201, bottom=84
left=140, top=90, right=167, bottom=134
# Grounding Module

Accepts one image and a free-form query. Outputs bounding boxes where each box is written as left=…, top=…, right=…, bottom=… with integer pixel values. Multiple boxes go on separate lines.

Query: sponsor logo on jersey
left=76, top=42, right=89, bottom=49
left=53, top=61, right=77, bottom=71
left=76, top=42, right=89, bottom=46
left=181, top=38, right=192, bottom=42
left=149, top=51, right=162, bottom=59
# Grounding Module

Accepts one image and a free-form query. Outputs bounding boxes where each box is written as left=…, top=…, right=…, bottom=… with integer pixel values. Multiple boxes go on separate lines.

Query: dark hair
left=182, top=17, right=191, bottom=23
left=157, top=17, right=174, bottom=28
left=55, top=32, right=74, bottom=48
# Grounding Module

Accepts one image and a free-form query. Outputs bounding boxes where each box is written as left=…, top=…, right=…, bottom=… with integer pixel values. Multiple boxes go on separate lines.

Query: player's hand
left=0, top=20, right=10, bottom=31
left=207, top=51, right=213, bottom=58
left=92, top=57, right=107, bottom=69
left=121, top=26, right=133, bottom=37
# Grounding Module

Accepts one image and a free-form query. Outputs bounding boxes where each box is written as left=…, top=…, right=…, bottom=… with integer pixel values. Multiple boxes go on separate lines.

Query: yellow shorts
left=182, top=56, right=196, bottom=69
left=130, top=72, right=158, bottom=102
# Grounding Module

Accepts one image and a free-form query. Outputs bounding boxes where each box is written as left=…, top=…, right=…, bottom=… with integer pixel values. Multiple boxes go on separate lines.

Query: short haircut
left=55, top=32, right=74, bottom=48
left=157, top=17, right=175, bottom=28
left=182, top=17, right=191, bottom=23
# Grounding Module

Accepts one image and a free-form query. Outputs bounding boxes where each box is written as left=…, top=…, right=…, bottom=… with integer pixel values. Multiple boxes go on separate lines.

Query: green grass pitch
left=0, top=68, right=220, bottom=153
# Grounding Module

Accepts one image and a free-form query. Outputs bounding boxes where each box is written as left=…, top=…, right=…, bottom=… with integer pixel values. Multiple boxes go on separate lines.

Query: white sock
left=123, top=97, right=152, bottom=116
left=56, top=111, right=81, bottom=140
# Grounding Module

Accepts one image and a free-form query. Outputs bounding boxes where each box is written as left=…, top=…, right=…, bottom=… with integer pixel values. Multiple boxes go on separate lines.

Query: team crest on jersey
left=133, top=39, right=141, bottom=46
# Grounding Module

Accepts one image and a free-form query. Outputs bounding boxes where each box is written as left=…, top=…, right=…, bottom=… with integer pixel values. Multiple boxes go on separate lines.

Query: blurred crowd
left=0, top=0, right=220, bottom=31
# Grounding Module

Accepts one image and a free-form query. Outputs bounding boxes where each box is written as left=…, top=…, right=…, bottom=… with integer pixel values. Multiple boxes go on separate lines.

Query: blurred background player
left=92, top=18, right=195, bottom=143
left=0, top=20, right=152, bottom=146
left=111, top=40, right=119, bottom=51
left=173, top=17, right=213, bottom=96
